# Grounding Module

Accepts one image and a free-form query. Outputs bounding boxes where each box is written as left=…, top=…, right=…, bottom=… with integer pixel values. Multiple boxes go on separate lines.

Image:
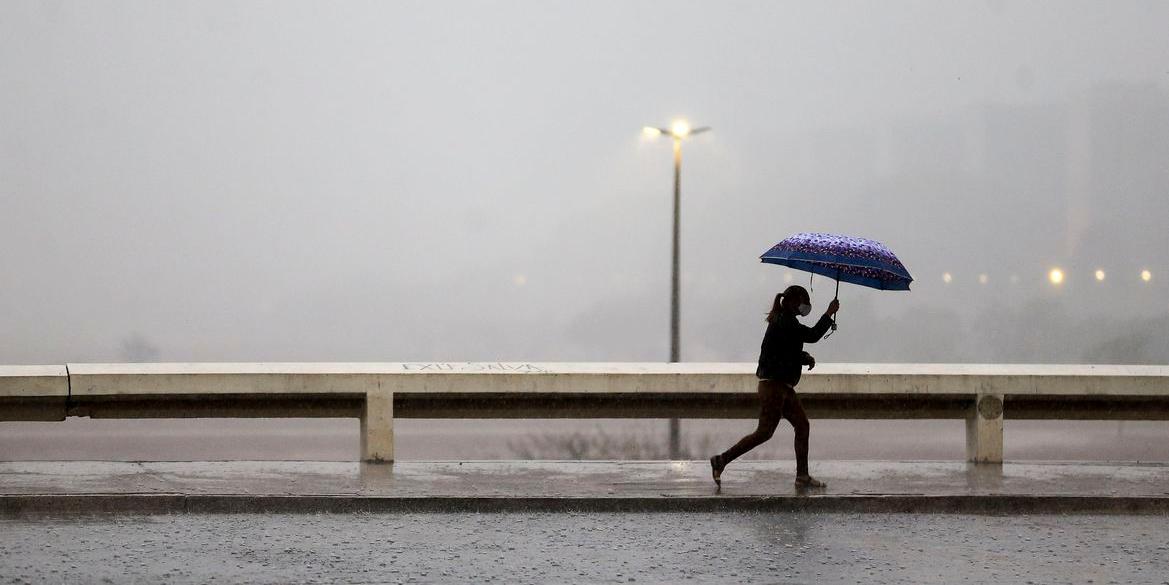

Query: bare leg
left=782, top=388, right=810, bottom=477
left=783, top=390, right=825, bottom=488
left=712, top=380, right=784, bottom=485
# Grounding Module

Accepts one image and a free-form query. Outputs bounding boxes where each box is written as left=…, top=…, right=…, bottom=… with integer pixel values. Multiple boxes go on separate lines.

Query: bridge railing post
left=360, top=385, right=394, bottom=463
left=966, top=393, right=1004, bottom=463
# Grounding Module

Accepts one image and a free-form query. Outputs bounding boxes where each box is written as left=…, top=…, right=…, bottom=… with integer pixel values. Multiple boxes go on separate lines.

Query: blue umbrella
left=760, top=232, right=913, bottom=332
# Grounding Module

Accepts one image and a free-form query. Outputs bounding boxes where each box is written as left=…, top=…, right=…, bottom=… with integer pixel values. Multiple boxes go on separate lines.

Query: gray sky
left=2, top=1, right=1168, bottom=365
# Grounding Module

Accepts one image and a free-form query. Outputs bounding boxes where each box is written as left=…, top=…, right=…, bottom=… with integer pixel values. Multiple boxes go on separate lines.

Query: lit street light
left=644, top=119, right=710, bottom=459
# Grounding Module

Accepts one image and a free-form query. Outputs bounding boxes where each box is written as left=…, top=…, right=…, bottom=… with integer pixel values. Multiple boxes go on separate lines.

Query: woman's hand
left=825, top=299, right=840, bottom=316
left=802, top=351, right=816, bottom=370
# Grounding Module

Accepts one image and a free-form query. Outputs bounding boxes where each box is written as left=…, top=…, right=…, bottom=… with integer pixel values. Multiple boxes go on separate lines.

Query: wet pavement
left=2, top=512, right=1168, bottom=584
left=4, top=459, right=1169, bottom=498
left=3, top=460, right=1169, bottom=514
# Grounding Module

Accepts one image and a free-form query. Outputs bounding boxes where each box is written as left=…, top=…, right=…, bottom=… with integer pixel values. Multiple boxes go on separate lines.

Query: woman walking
left=710, top=285, right=839, bottom=489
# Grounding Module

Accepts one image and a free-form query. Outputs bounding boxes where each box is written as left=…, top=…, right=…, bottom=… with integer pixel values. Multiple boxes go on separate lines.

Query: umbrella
left=760, top=232, right=913, bottom=332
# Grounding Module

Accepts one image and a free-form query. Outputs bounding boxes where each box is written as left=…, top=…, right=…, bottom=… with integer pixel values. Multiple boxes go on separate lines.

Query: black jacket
left=755, top=312, right=833, bottom=385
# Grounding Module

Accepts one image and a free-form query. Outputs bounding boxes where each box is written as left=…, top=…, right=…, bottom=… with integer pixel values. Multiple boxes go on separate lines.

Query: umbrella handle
left=822, top=273, right=840, bottom=339
left=831, top=273, right=840, bottom=331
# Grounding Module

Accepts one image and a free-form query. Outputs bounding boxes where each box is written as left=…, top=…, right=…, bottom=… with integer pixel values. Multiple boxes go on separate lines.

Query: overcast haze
left=3, top=1, right=1168, bottom=365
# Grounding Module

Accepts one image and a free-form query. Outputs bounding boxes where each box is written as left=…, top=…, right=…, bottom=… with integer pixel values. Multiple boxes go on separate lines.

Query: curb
left=3, top=494, right=1168, bottom=517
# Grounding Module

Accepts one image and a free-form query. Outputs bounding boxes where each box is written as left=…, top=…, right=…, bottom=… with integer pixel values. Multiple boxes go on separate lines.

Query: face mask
left=797, top=303, right=812, bottom=317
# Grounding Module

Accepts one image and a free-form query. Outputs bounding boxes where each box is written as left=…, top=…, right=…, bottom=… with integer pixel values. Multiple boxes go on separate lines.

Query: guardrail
left=3, top=363, right=1168, bottom=463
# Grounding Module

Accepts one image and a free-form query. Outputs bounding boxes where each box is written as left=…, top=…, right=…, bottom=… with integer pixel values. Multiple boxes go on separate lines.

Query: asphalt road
left=3, top=513, right=1167, bottom=584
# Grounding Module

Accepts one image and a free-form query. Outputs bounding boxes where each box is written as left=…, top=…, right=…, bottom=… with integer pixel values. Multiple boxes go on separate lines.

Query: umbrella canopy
left=760, top=232, right=913, bottom=291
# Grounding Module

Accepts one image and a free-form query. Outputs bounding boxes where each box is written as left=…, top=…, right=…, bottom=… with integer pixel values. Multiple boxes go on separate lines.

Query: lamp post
left=643, top=120, right=710, bottom=459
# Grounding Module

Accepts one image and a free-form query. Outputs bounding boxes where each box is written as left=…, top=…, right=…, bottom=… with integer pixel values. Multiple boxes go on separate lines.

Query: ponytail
left=766, top=285, right=809, bottom=323
left=766, top=292, right=784, bottom=323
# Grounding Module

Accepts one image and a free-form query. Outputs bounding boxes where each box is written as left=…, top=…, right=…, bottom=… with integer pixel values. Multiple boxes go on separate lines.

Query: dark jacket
left=755, top=312, right=833, bottom=385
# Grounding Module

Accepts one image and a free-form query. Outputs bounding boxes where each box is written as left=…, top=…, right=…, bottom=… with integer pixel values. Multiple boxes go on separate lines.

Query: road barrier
left=3, top=363, right=1167, bottom=463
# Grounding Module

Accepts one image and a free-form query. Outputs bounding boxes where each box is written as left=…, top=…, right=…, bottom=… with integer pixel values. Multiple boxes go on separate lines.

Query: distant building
left=1070, top=82, right=1169, bottom=280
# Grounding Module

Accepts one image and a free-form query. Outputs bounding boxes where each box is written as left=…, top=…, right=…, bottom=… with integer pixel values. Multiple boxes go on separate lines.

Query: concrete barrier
left=0, top=365, right=69, bottom=422
left=67, top=363, right=394, bottom=463
left=2, top=363, right=1167, bottom=464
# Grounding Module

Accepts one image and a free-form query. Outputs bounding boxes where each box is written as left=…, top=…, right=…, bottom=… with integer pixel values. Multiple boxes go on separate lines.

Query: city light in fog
left=912, top=267, right=1167, bottom=288
left=913, top=266, right=1166, bottom=289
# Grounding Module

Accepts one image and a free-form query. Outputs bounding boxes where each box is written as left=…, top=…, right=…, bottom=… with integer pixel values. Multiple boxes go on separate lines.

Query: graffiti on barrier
left=400, top=362, right=548, bottom=373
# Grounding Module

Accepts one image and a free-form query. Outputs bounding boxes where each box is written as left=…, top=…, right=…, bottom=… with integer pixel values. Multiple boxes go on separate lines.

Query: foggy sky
left=2, top=1, right=1168, bottom=365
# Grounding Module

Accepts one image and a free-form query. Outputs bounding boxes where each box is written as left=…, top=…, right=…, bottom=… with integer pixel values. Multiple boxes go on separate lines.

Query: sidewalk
left=3, top=460, right=1168, bottom=515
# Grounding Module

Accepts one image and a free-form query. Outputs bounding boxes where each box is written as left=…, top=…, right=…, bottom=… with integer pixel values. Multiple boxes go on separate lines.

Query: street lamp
left=644, top=119, right=710, bottom=459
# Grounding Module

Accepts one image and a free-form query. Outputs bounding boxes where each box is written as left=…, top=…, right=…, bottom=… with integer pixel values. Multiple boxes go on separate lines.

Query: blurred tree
left=119, top=333, right=161, bottom=362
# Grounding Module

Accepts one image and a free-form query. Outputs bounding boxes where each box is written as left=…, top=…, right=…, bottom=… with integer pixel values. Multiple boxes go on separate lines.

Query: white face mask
left=797, top=303, right=812, bottom=317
